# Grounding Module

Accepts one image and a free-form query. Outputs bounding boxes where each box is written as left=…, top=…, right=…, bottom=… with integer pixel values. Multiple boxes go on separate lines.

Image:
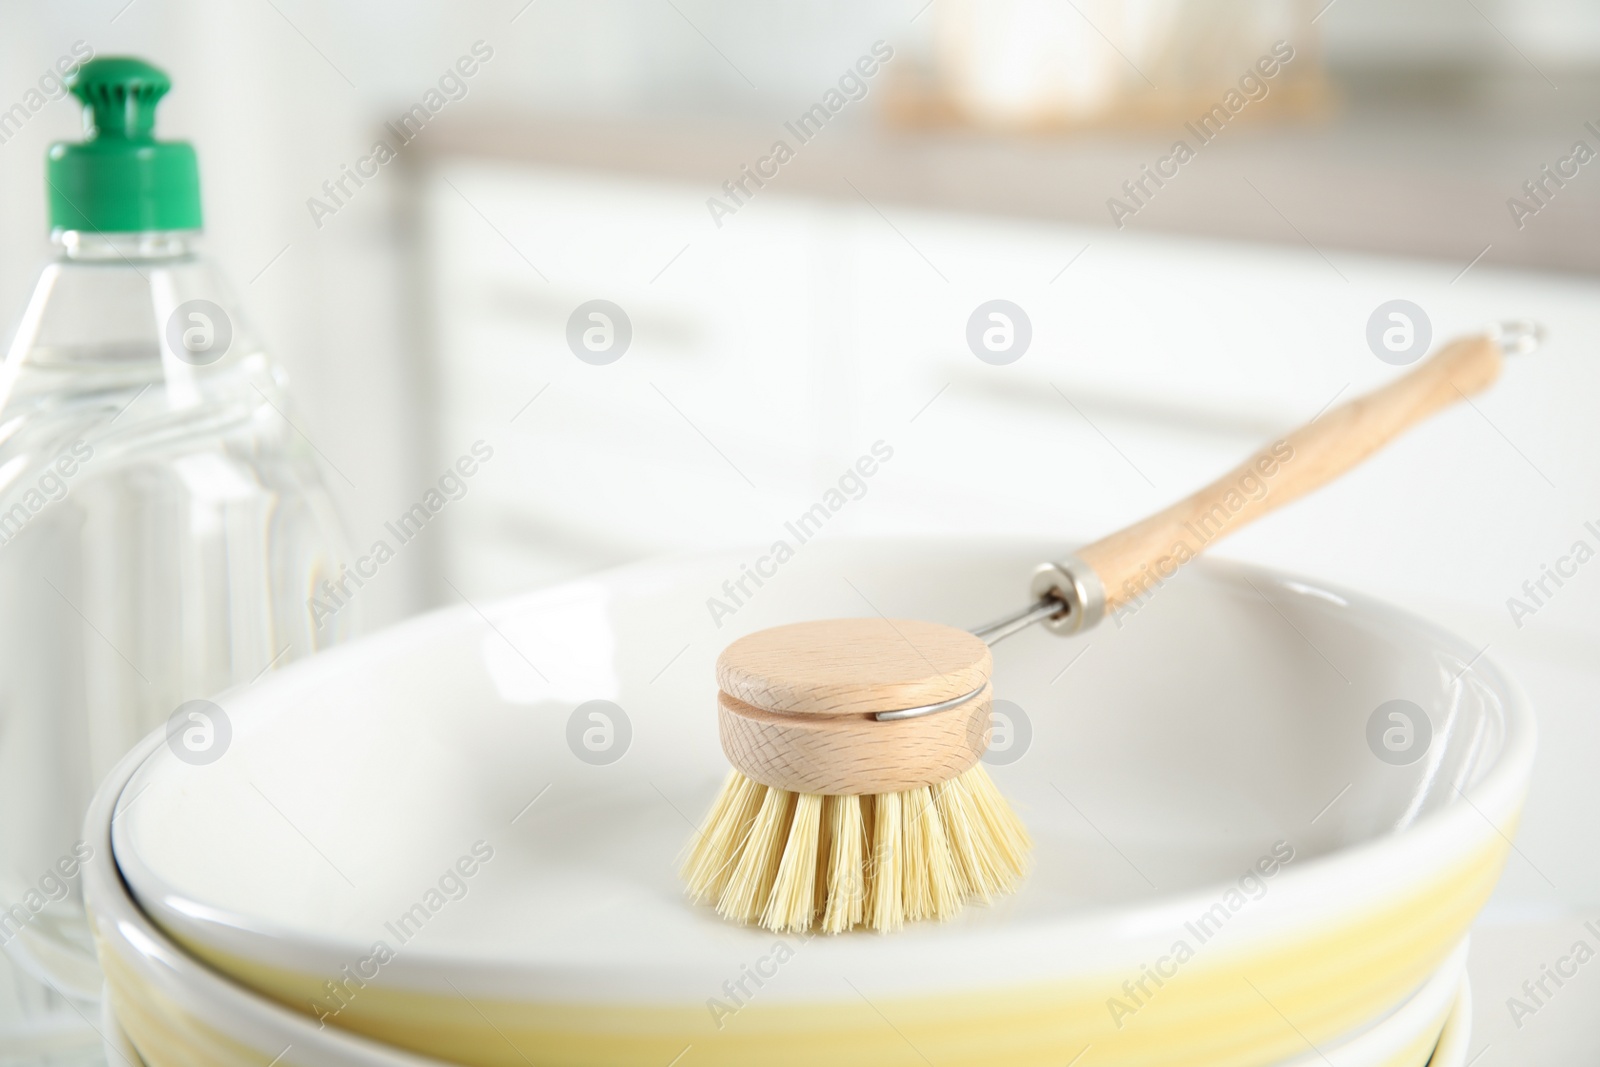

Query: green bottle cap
left=47, top=57, right=202, bottom=233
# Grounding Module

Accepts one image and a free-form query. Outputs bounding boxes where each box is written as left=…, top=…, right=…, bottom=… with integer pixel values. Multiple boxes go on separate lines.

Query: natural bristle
left=762, top=793, right=822, bottom=931
left=821, top=795, right=864, bottom=933
left=868, top=792, right=903, bottom=933
left=681, top=765, right=1030, bottom=934
left=720, top=786, right=794, bottom=922
left=681, top=770, right=763, bottom=904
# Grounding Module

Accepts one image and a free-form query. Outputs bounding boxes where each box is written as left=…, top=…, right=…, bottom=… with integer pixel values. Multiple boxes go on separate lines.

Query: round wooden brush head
left=716, top=618, right=992, bottom=796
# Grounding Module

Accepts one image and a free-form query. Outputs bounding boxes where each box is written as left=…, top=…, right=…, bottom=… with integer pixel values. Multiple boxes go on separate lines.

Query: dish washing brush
left=682, top=323, right=1540, bottom=934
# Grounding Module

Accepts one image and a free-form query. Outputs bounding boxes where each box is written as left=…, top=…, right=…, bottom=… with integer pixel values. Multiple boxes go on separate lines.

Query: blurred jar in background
left=928, top=0, right=1325, bottom=129
left=0, top=58, right=352, bottom=1002
left=935, top=0, right=1126, bottom=124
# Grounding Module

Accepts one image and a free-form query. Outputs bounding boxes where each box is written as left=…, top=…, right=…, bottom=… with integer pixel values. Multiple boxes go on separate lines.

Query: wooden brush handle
left=1074, top=332, right=1502, bottom=617
left=710, top=332, right=1507, bottom=797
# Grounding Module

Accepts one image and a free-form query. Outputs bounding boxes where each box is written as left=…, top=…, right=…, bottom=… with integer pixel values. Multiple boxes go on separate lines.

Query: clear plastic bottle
left=0, top=58, right=352, bottom=1002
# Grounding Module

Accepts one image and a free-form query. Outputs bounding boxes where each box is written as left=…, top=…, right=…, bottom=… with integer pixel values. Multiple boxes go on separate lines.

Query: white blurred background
left=2, top=1, right=1599, bottom=1062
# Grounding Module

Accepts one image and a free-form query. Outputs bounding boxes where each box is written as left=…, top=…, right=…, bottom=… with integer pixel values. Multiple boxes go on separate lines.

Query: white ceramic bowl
left=87, top=735, right=1474, bottom=1067
left=1427, top=976, right=1472, bottom=1067
left=109, top=540, right=1533, bottom=1067
left=100, top=983, right=143, bottom=1066
left=1278, top=940, right=1466, bottom=1067
left=84, top=732, right=454, bottom=1067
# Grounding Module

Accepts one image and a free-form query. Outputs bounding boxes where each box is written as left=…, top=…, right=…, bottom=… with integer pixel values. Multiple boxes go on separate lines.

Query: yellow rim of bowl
left=110, top=832, right=1508, bottom=1067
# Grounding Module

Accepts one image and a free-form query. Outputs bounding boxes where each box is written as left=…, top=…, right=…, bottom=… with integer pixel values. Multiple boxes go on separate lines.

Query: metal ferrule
left=1028, top=557, right=1107, bottom=636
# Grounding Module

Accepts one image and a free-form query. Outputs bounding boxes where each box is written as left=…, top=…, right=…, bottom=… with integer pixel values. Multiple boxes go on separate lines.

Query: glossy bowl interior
left=108, top=539, right=1532, bottom=1067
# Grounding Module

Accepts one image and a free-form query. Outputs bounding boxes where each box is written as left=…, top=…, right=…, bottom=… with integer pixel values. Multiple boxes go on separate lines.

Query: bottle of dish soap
left=0, top=57, right=352, bottom=999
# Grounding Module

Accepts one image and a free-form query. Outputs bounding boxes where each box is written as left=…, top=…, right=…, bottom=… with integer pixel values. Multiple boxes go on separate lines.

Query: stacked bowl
left=87, top=540, right=1532, bottom=1066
